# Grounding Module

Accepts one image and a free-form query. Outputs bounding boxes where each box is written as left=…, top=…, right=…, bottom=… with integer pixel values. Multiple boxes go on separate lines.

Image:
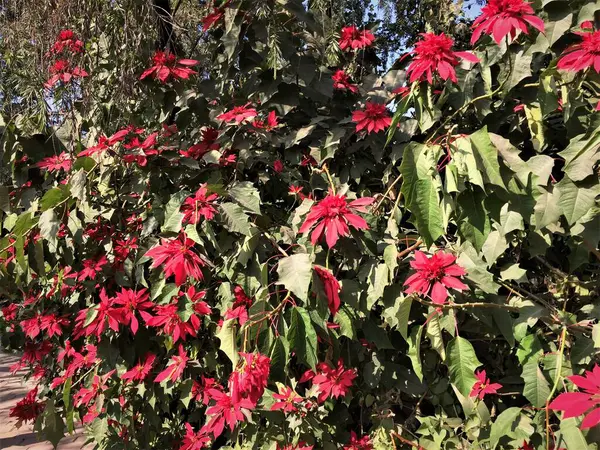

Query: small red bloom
left=352, top=102, right=392, bottom=134
left=273, top=160, right=284, bottom=173
left=339, top=26, right=375, bottom=51
left=181, top=185, right=219, bottom=224
left=185, top=286, right=212, bottom=316
left=392, top=86, right=411, bottom=98
left=78, top=254, right=108, bottom=281
left=74, top=371, right=114, bottom=407
left=581, top=21, right=594, bottom=30
left=519, top=441, right=534, bottom=450
left=37, top=152, right=72, bottom=173
left=217, top=104, right=258, bottom=124
left=2, top=303, right=19, bottom=321
left=229, top=352, right=271, bottom=404
left=140, top=51, right=198, bottom=83
left=407, top=33, right=479, bottom=84
left=557, top=29, right=600, bottom=74
left=145, top=233, right=206, bottom=285
left=201, top=8, right=224, bottom=31
left=144, top=303, right=199, bottom=343
left=470, top=369, right=502, bottom=399
left=122, top=353, right=157, bottom=383
left=288, top=185, right=304, bottom=197
left=78, top=135, right=110, bottom=157
left=471, top=0, right=545, bottom=45
left=549, top=364, right=600, bottom=429
left=193, top=376, right=223, bottom=405
left=299, top=193, right=373, bottom=248
left=50, top=29, right=84, bottom=54
left=404, top=251, right=468, bottom=305
left=278, top=445, right=314, bottom=450
left=180, top=128, right=220, bottom=159
left=155, top=344, right=189, bottom=383
left=224, top=305, right=249, bottom=325
left=44, top=59, right=88, bottom=88
left=271, top=386, right=302, bottom=413
left=74, top=289, right=123, bottom=339
left=9, top=386, right=45, bottom=426
left=344, top=431, right=373, bottom=450
left=311, top=359, right=356, bottom=403
left=253, top=110, right=279, bottom=131
left=314, top=266, right=342, bottom=316
left=332, top=70, right=359, bottom=93
left=202, top=390, right=255, bottom=438
left=113, top=288, right=153, bottom=334
left=179, top=423, right=211, bottom=450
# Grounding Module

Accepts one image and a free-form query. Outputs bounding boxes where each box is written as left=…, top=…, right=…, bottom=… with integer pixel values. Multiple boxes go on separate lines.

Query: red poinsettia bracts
left=9, top=386, right=45, bottom=426
left=145, top=234, right=206, bottom=285
left=470, top=369, right=502, bottom=399
left=74, top=289, right=123, bottom=339
left=50, top=29, right=84, bottom=54
left=332, top=70, right=359, bottom=93
left=407, top=33, right=479, bottom=84
left=404, top=250, right=468, bottom=305
left=140, top=51, right=198, bottom=83
left=77, top=255, right=108, bottom=281
left=471, top=0, right=545, bottom=45
left=45, top=59, right=89, bottom=88
left=557, top=29, right=600, bottom=73
left=343, top=431, right=374, bottom=450
left=181, top=185, right=219, bottom=224
left=352, top=102, right=392, bottom=134
left=180, top=127, right=220, bottom=159
left=155, top=345, right=189, bottom=383
left=217, top=104, right=258, bottom=124
left=314, top=266, right=342, bottom=316
left=37, top=152, right=72, bottom=173
left=193, top=376, right=223, bottom=405
left=179, top=423, right=211, bottom=450
left=122, top=353, right=157, bottom=383
left=113, top=288, right=153, bottom=334
left=145, top=303, right=199, bottom=343
left=202, top=389, right=255, bottom=438
left=278, top=445, right=314, bottom=450
left=310, top=359, right=356, bottom=403
left=271, top=386, right=302, bottom=413
left=74, top=371, right=115, bottom=407
left=299, top=193, right=374, bottom=248
left=252, top=110, right=279, bottom=131
left=201, top=7, right=224, bottom=31
left=339, top=26, right=375, bottom=51
left=549, top=364, right=600, bottom=429
left=229, top=352, right=271, bottom=404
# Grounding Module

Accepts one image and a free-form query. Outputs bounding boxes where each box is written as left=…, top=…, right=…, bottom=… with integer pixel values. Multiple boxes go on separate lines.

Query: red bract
left=122, top=353, right=157, bottom=383
left=193, top=376, right=223, bottom=404
left=253, top=110, right=279, bottom=131
left=314, top=266, right=342, bottom=316
left=50, top=29, right=84, bottom=54
left=2, top=303, right=19, bottom=321
left=181, top=185, right=219, bottom=224
left=45, top=59, right=88, bottom=88
left=201, top=7, right=224, bottom=31
left=339, top=26, right=375, bottom=51
left=229, top=352, right=271, bottom=404
left=271, top=386, right=302, bottom=413
left=549, top=364, right=600, bottom=429
left=180, top=127, right=220, bottom=159
left=77, top=254, right=108, bottom=281
left=557, top=29, right=600, bottom=73
left=469, top=369, right=502, bottom=399
left=404, top=250, right=468, bottom=305
left=78, top=135, right=110, bottom=157
left=179, top=423, right=210, bottom=450
left=344, top=431, right=373, bottom=450
left=332, top=70, right=359, bottom=93
left=471, top=0, right=545, bottom=45
left=273, top=160, right=284, bottom=173
left=407, top=33, right=479, bottom=84
left=311, top=359, right=356, bottom=403
left=74, top=289, right=123, bottom=339
left=113, top=288, right=153, bottom=334
left=224, top=305, right=249, bottom=325
left=202, top=389, right=255, bottom=438
left=185, top=286, right=212, bottom=316
left=217, top=104, right=258, bottom=124
left=299, top=193, right=374, bottom=248
left=155, top=345, right=189, bottom=383
left=144, top=303, right=199, bottom=343
left=9, top=386, right=45, bottom=426
left=74, top=371, right=114, bottom=407
left=278, top=445, right=314, bottom=450
left=145, top=234, right=206, bottom=285
left=37, top=152, right=72, bottom=173
left=140, top=51, right=199, bottom=83
left=352, top=102, right=391, bottom=134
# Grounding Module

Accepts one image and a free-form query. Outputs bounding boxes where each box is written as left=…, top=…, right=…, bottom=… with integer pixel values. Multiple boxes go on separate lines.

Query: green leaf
left=229, top=181, right=261, bottom=214
left=534, top=185, right=562, bottom=229
left=13, top=212, right=37, bottom=237
left=469, top=127, right=505, bottom=189
left=162, top=191, right=187, bottom=233
left=489, top=407, right=522, bottom=449
left=219, top=202, right=252, bottom=236
left=40, top=186, right=69, bottom=211
left=426, top=314, right=446, bottom=360
left=446, top=336, right=482, bottom=397
left=69, top=169, right=87, bottom=201
left=457, top=187, right=491, bottom=251
left=40, top=399, right=64, bottom=449
left=481, top=230, right=508, bottom=267
left=276, top=253, right=312, bottom=301
left=366, top=263, right=390, bottom=309
left=216, top=319, right=239, bottom=366
left=385, top=89, right=413, bottom=146
left=335, top=305, right=356, bottom=339
left=39, top=209, right=59, bottom=243
left=269, top=336, right=288, bottom=381
left=408, top=325, right=424, bottom=381
left=557, top=417, right=591, bottom=450
left=396, top=295, right=412, bottom=341
left=544, top=3, right=573, bottom=47
left=288, top=307, right=318, bottom=369
left=557, top=177, right=600, bottom=226
left=522, top=359, right=550, bottom=408
left=560, top=133, right=600, bottom=182
left=524, top=104, right=546, bottom=151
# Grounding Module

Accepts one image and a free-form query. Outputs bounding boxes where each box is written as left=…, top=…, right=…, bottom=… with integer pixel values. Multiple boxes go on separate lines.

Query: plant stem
left=545, top=326, right=567, bottom=450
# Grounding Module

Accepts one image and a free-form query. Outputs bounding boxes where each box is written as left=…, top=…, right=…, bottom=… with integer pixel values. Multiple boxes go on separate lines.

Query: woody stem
left=322, top=164, right=336, bottom=194
left=545, top=326, right=567, bottom=450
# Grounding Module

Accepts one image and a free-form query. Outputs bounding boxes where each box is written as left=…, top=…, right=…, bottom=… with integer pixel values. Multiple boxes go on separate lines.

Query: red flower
left=122, top=353, right=157, bottom=383
left=179, top=423, right=211, bottom=450
left=180, top=127, right=220, bottom=159
left=9, top=386, right=45, bottom=426
left=549, top=364, right=600, bottom=429
left=271, top=386, right=302, bottom=413
left=233, top=286, right=253, bottom=308
left=78, top=135, right=110, bottom=157
left=74, top=371, right=114, bottom=407
left=557, top=29, right=600, bottom=73
left=352, top=102, right=391, bottom=134
left=339, top=26, right=375, bottom=51
left=145, top=303, right=199, bottom=343
left=278, top=445, right=313, bottom=450
left=193, top=376, right=223, bottom=405
left=50, top=29, right=84, bottom=54
left=581, top=21, right=594, bottom=30
left=2, top=303, right=19, bottom=321
left=311, top=359, right=356, bottom=403
left=145, top=234, right=206, bottom=285
left=140, top=51, right=198, bottom=83
left=273, top=160, right=284, bottom=173
left=471, top=0, right=545, bottom=45
left=469, top=369, right=502, bottom=399
left=40, top=313, right=69, bottom=337
left=404, top=251, right=468, bottom=305
left=314, top=266, right=342, bottom=316
left=332, top=70, right=359, bottom=93
left=155, top=345, right=189, bottom=383
left=344, top=431, right=373, bottom=450
left=202, top=390, right=255, bottom=438
left=407, top=33, right=479, bottom=84
left=217, top=104, right=258, bottom=124
left=519, top=441, right=534, bottom=450
left=201, top=8, right=224, bottom=31
left=181, top=185, right=219, bottom=224
left=392, top=86, right=411, bottom=98
left=253, top=110, right=279, bottom=131
left=74, top=289, right=123, bottom=339
left=299, top=193, right=374, bottom=248
left=224, top=305, right=249, bottom=325
left=37, top=152, right=72, bottom=173
left=77, top=254, right=108, bottom=281
left=288, top=185, right=304, bottom=197
left=113, top=288, right=153, bottom=334
left=44, top=60, right=88, bottom=88
left=185, top=286, right=212, bottom=316
left=229, top=352, right=271, bottom=404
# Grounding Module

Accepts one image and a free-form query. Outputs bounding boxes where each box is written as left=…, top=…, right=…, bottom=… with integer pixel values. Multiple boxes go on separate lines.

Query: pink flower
left=140, top=51, right=198, bottom=83
left=9, top=387, right=45, bottom=426
left=339, top=26, right=375, bottom=51
left=311, top=359, right=356, bottom=403
left=471, top=0, right=545, bottom=44
left=37, top=152, right=72, bottom=173
left=314, top=266, right=342, bottom=316
left=145, top=234, right=206, bottom=285
left=154, top=344, right=189, bottom=383
left=549, top=364, right=600, bottom=429
left=352, top=102, right=392, bottom=134
left=179, top=423, right=210, bottom=450
left=470, top=369, right=502, bottom=399
left=273, top=160, right=284, bottom=173
left=403, top=251, right=468, bottom=305
left=332, top=70, right=358, bottom=93
left=181, top=185, right=219, bottom=224
left=299, top=193, right=374, bottom=248
left=343, top=431, right=373, bottom=450
left=217, top=104, right=258, bottom=124
left=557, top=29, right=600, bottom=73
left=271, top=386, right=302, bottom=413
left=407, top=33, right=479, bottom=84
left=201, top=8, right=224, bottom=31
left=122, top=353, right=156, bottom=383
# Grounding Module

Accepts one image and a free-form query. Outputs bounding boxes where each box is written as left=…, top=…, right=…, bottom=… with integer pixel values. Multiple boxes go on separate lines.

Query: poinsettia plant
left=0, top=0, right=599, bottom=449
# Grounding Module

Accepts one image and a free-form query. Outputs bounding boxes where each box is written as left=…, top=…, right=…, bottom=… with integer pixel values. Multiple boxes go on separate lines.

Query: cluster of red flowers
left=180, top=127, right=220, bottom=159
left=471, top=0, right=544, bottom=44
left=469, top=369, right=502, bottom=399
left=140, top=51, right=199, bottom=83
left=181, top=185, right=220, bottom=224
left=332, top=70, right=359, bottom=93
left=9, top=386, right=45, bottom=426
left=145, top=233, right=207, bottom=285
left=300, top=359, right=357, bottom=403
left=352, top=102, right=392, bottom=134
left=44, top=29, right=88, bottom=89
left=224, top=285, right=254, bottom=325
left=549, top=364, right=600, bottom=429
left=339, top=26, right=375, bottom=51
